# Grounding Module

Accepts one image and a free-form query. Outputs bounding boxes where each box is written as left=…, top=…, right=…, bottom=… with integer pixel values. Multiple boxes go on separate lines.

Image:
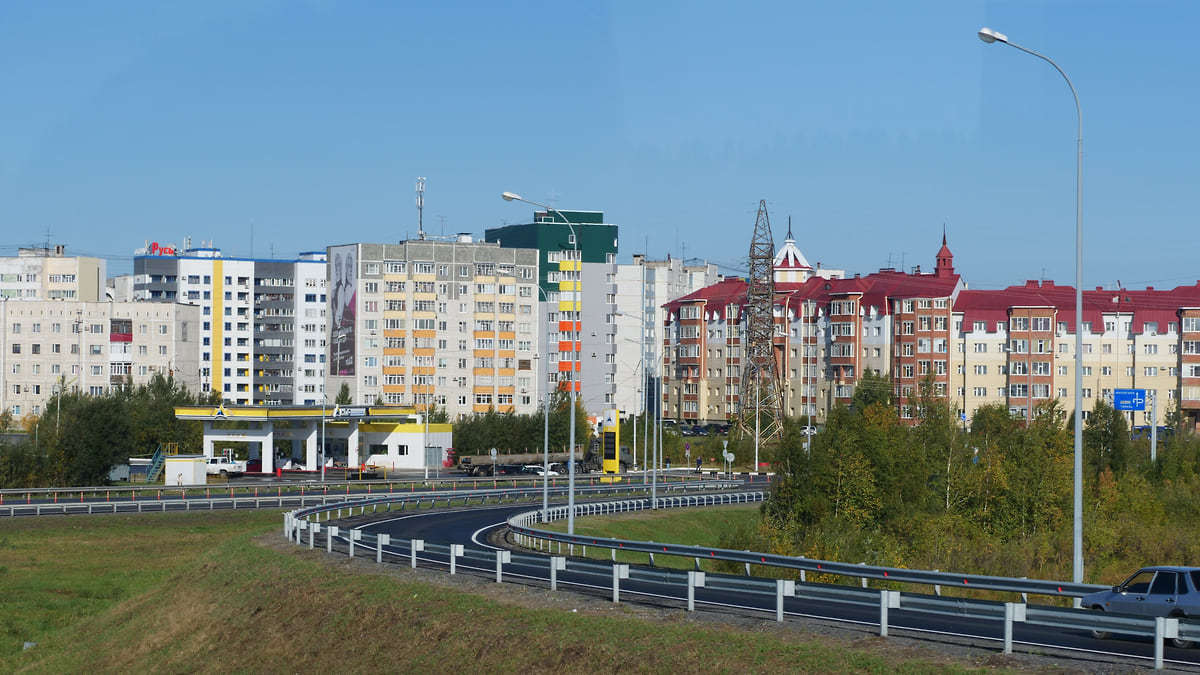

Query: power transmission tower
left=735, top=200, right=785, bottom=446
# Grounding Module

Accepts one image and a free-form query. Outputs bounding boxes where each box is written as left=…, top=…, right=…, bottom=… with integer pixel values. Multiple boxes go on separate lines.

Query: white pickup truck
left=206, top=456, right=246, bottom=477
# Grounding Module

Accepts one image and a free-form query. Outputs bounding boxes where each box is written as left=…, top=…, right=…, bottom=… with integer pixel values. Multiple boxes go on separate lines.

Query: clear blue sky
left=2, top=1, right=1196, bottom=290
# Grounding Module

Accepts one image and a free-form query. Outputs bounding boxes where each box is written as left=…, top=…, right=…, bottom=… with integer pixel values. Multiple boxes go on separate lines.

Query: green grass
left=0, top=508, right=1013, bottom=674
left=540, top=504, right=758, bottom=570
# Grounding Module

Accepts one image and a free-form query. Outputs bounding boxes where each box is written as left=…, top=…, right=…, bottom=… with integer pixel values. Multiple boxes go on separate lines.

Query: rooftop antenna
left=416, top=177, right=426, bottom=240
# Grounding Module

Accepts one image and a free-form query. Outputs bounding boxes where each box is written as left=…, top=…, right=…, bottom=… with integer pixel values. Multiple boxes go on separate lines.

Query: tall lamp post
left=502, top=191, right=581, bottom=535
left=978, top=27, right=1084, bottom=586
left=320, top=394, right=327, bottom=482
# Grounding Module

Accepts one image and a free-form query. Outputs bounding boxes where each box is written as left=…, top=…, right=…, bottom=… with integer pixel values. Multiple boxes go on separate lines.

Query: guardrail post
left=687, top=571, right=706, bottom=611
left=310, top=523, right=318, bottom=549
left=1155, top=616, right=1178, bottom=670
left=377, top=534, right=390, bottom=563
left=550, top=557, right=566, bottom=590
left=349, top=529, right=363, bottom=558
left=1003, top=603, right=1026, bottom=654
left=495, top=550, right=512, bottom=583
left=859, top=562, right=868, bottom=588
left=295, top=520, right=305, bottom=544
left=879, top=590, right=900, bottom=637
left=284, top=513, right=292, bottom=536
left=449, top=544, right=464, bottom=575
left=326, top=526, right=339, bottom=553
left=612, top=564, right=629, bottom=603
left=776, top=579, right=795, bottom=622
left=411, top=540, right=425, bottom=568
left=932, top=569, right=940, bottom=596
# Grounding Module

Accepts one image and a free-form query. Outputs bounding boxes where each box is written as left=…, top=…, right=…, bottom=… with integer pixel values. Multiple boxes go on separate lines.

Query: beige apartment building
left=1, top=300, right=201, bottom=420
left=0, top=246, right=106, bottom=302
left=330, top=237, right=541, bottom=419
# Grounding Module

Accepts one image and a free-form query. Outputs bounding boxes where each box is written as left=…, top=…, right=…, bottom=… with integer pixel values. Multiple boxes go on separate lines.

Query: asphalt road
left=346, top=502, right=1200, bottom=671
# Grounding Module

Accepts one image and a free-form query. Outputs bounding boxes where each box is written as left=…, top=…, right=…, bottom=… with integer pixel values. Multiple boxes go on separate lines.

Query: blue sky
left=2, top=1, right=1197, bottom=290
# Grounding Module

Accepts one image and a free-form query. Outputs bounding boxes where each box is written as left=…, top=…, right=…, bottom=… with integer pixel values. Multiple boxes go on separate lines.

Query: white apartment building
left=0, top=300, right=201, bottom=419
left=613, top=255, right=721, bottom=421
left=133, top=244, right=328, bottom=405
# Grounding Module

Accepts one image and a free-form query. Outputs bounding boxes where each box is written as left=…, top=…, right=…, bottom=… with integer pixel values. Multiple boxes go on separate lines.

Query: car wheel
left=1170, top=616, right=1192, bottom=649
left=1089, top=606, right=1111, bottom=640
left=219, top=469, right=228, bottom=477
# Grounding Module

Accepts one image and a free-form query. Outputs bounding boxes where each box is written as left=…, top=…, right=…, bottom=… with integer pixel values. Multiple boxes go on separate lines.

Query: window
left=1145, top=367, right=1158, bottom=377
left=974, top=342, right=987, bottom=353
left=974, top=365, right=987, bottom=375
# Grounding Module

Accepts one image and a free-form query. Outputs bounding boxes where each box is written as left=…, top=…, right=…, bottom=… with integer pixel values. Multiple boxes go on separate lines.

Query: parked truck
left=456, top=447, right=625, bottom=477
left=206, top=455, right=246, bottom=477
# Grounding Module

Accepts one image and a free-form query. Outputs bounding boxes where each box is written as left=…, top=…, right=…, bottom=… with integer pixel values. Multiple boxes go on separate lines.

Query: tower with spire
left=935, top=231, right=955, bottom=278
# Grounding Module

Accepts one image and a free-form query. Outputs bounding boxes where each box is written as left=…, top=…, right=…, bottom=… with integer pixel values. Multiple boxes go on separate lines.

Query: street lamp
left=321, top=393, right=327, bottom=482
left=979, top=26, right=1084, bottom=586
left=615, top=309, right=656, bottom=504
left=503, top=191, right=581, bottom=535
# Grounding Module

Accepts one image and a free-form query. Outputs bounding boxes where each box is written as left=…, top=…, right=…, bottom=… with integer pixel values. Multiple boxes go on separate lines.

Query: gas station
left=173, top=404, right=453, bottom=473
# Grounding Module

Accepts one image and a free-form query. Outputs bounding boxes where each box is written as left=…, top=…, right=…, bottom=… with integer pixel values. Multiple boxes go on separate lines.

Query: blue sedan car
left=1082, top=566, right=1200, bottom=648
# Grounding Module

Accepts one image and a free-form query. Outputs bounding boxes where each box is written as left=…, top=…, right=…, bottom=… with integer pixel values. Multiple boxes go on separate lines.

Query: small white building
left=164, top=455, right=207, bottom=486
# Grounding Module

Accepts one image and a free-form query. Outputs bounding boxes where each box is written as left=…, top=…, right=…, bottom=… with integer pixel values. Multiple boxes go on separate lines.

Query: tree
left=426, top=401, right=450, bottom=424
left=1084, top=400, right=1130, bottom=481
left=334, top=382, right=352, bottom=405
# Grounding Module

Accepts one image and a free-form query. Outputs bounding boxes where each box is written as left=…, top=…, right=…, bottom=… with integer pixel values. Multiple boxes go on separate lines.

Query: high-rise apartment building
left=613, top=255, right=721, bottom=421
left=486, top=210, right=618, bottom=418
left=133, top=244, right=327, bottom=405
left=330, top=237, right=541, bottom=419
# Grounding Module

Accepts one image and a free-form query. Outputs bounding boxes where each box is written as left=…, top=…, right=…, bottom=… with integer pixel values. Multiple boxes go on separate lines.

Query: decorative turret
left=773, top=218, right=812, bottom=283
left=935, top=233, right=955, bottom=278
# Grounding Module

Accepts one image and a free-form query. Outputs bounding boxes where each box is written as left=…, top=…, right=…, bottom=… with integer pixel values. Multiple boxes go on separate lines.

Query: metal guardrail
left=508, top=499, right=1106, bottom=599
left=0, top=472, right=722, bottom=506
left=280, top=490, right=1200, bottom=668
left=1, top=478, right=723, bottom=518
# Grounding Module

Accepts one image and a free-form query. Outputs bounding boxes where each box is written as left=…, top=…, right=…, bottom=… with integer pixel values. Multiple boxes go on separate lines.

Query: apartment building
left=954, top=281, right=1198, bottom=429
left=661, top=233, right=1200, bottom=431
left=612, top=255, right=721, bottom=421
left=485, top=210, right=619, bottom=418
left=0, top=246, right=106, bottom=301
left=133, top=244, right=327, bottom=405
left=0, top=300, right=201, bottom=419
left=331, top=237, right=541, bottom=419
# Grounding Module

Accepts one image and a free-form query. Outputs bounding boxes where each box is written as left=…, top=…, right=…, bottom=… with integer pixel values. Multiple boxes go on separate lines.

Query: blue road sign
left=1113, top=388, right=1147, bottom=411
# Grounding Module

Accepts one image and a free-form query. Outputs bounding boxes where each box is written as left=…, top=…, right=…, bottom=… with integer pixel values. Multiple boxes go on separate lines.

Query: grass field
left=0, top=508, right=1020, bottom=674
left=540, top=504, right=758, bottom=570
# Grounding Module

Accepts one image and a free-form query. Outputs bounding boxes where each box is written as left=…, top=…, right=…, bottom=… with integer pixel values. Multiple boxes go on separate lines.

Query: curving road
left=339, top=502, right=1199, bottom=671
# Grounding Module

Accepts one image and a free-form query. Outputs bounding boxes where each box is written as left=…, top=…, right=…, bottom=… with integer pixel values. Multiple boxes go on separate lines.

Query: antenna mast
left=416, top=177, right=426, bottom=240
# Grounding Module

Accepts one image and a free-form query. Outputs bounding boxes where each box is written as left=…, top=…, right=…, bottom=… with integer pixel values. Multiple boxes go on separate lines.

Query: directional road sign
left=1113, top=388, right=1147, bottom=411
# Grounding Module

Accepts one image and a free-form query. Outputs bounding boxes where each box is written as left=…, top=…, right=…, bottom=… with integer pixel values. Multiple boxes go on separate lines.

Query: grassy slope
left=0, top=509, right=1004, bottom=674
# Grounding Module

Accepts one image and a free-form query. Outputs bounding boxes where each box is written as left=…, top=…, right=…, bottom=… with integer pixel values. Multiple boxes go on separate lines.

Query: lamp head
left=978, top=27, right=1008, bottom=44
left=501, top=191, right=521, bottom=202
